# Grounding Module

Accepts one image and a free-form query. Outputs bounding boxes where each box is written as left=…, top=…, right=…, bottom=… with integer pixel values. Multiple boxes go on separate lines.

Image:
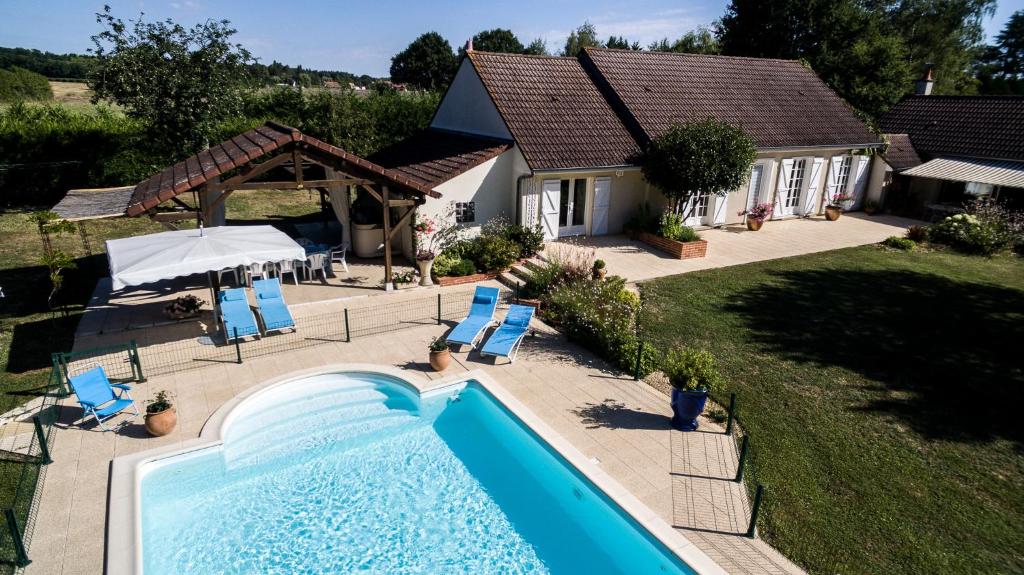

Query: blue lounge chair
left=446, top=286, right=500, bottom=350
left=68, top=365, right=139, bottom=430
left=481, top=304, right=535, bottom=363
left=218, top=288, right=260, bottom=341
left=252, top=278, right=296, bottom=334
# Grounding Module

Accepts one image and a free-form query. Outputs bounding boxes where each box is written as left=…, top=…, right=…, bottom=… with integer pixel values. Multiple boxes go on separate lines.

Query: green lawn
left=640, top=245, right=1024, bottom=575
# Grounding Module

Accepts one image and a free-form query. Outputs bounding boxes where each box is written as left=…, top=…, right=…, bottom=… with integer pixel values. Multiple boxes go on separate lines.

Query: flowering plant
left=738, top=202, right=773, bottom=221
left=828, top=191, right=853, bottom=207
left=414, top=206, right=464, bottom=261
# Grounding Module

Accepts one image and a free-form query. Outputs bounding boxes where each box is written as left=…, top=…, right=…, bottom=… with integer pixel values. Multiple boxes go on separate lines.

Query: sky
left=2, top=0, right=1021, bottom=77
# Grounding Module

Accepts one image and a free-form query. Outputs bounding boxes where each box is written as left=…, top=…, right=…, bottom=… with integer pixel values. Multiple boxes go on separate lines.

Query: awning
left=902, top=157, right=1024, bottom=188
left=52, top=186, right=134, bottom=221
left=106, top=225, right=305, bottom=290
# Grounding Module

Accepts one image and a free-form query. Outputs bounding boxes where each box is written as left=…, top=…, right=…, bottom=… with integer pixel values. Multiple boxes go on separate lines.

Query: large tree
left=471, top=28, right=525, bottom=54
left=649, top=26, right=721, bottom=54
left=390, top=32, right=456, bottom=90
left=562, top=22, right=601, bottom=56
left=641, top=119, right=757, bottom=216
left=975, top=10, right=1024, bottom=94
left=524, top=38, right=549, bottom=56
left=88, top=6, right=252, bottom=158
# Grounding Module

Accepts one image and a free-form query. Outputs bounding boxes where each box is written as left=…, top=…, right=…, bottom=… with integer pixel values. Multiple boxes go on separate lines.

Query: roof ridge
left=582, top=46, right=803, bottom=65
left=467, top=50, right=576, bottom=61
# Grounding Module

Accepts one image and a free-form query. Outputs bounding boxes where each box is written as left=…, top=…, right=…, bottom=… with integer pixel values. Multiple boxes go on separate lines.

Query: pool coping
left=107, top=364, right=727, bottom=575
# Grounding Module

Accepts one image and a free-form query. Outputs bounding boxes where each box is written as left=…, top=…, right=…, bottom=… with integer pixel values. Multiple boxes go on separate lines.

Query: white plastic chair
left=330, top=241, right=349, bottom=273
left=247, top=262, right=272, bottom=285
left=277, top=260, right=301, bottom=285
left=305, top=252, right=328, bottom=282
left=217, top=267, right=240, bottom=286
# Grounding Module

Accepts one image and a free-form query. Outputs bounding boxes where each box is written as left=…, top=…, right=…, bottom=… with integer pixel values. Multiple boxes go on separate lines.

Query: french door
left=683, top=193, right=711, bottom=226
left=558, top=178, right=587, bottom=236
left=779, top=159, right=806, bottom=216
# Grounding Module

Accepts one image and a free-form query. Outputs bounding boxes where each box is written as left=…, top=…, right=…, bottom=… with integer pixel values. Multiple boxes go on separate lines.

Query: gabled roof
left=466, top=51, right=641, bottom=170
left=881, top=133, right=923, bottom=171
left=879, top=96, right=1024, bottom=162
left=368, top=129, right=512, bottom=187
left=126, top=122, right=438, bottom=216
left=581, top=48, right=881, bottom=150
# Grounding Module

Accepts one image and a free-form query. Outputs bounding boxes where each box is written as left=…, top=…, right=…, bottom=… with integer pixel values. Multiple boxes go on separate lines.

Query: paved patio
left=563, top=213, right=919, bottom=283
left=24, top=292, right=805, bottom=575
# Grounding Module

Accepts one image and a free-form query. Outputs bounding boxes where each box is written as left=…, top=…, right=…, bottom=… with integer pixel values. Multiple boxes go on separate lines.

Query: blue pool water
left=141, top=372, right=696, bottom=574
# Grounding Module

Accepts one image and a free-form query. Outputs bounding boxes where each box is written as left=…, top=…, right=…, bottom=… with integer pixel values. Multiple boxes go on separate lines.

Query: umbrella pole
left=208, top=271, right=221, bottom=335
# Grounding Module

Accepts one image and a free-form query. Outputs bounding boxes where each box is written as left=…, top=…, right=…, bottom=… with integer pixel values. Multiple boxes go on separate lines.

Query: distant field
left=49, top=80, right=92, bottom=105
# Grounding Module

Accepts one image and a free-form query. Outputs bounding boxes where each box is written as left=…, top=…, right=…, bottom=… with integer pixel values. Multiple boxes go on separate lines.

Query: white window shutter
left=803, top=157, right=825, bottom=215
left=591, top=177, right=611, bottom=235
left=540, top=180, right=560, bottom=240
left=826, top=156, right=843, bottom=205
left=774, top=159, right=793, bottom=219
left=747, top=163, right=765, bottom=211
left=848, top=156, right=870, bottom=210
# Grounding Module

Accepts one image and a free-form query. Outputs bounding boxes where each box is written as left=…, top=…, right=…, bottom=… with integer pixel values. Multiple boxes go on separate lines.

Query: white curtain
left=326, top=170, right=351, bottom=247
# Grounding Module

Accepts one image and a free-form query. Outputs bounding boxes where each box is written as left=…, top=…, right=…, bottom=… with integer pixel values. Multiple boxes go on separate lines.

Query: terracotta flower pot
left=825, top=206, right=842, bottom=221
left=429, top=349, right=451, bottom=372
left=592, top=268, right=607, bottom=280
left=144, top=407, right=177, bottom=437
left=746, top=218, right=764, bottom=231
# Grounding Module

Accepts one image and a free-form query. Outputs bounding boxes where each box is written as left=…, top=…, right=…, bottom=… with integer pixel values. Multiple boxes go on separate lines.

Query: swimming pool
left=131, top=369, right=717, bottom=574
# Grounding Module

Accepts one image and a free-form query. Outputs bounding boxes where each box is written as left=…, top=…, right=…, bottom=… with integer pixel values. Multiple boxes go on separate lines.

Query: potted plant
left=144, top=390, right=177, bottom=436
left=592, top=259, right=607, bottom=280
left=413, top=211, right=462, bottom=286
left=163, top=294, right=205, bottom=320
left=661, top=348, right=722, bottom=431
left=393, top=270, right=416, bottom=289
left=428, top=336, right=451, bottom=372
left=863, top=199, right=881, bottom=215
left=738, top=203, right=773, bottom=231
left=825, top=191, right=853, bottom=221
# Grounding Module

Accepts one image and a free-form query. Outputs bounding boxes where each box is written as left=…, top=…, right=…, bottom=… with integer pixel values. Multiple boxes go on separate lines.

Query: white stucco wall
left=430, top=59, right=512, bottom=140
left=421, top=147, right=519, bottom=234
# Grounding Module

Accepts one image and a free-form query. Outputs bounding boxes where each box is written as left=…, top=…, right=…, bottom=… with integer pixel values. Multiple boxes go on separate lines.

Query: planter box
left=515, top=298, right=542, bottom=312
left=436, top=271, right=499, bottom=287
left=637, top=232, right=708, bottom=259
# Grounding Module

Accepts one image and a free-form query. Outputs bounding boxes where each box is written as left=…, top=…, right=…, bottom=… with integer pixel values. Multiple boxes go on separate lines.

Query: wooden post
left=381, top=185, right=392, bottom=289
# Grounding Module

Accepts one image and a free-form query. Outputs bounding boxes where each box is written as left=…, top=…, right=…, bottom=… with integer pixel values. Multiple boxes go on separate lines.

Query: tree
left=975, top=10, right=1024, bottom=94
left=88, top=6, right=252, bottom=159
left=562, top=22, right=601, bottom=56
left=605, top=36, right=641, bottom=50
left=524, top=38, right=549, bottom=56
left=649, top=27, right=721, bottom=54
left=471, top=28, right=525, bottom=54
left=0, top=67, right=53, bottom=101
left=641, top=119, right=757, bottom=217
left=390, top=32, right=456, bottom=90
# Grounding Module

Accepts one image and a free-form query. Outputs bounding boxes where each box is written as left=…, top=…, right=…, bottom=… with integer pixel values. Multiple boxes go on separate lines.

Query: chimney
left=915, top=64, right=934, bottom=96
left=465, top=38, right=474, bottom=53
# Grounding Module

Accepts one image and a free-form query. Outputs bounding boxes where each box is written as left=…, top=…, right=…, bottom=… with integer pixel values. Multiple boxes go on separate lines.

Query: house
left=873, top=80, right=1024, bottom=219
left=372, top=47, right=883, bottom=239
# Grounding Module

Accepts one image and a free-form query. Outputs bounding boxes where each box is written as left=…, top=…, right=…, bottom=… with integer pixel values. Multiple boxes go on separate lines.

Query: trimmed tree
left=390, top=32, right=457, bottom=90
left=640, top=119, right=757, bottom=217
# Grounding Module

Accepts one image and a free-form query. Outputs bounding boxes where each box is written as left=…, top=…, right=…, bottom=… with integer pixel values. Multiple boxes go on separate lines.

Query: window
left=692, top=194, right=709, bottom=218
left=784, top=159, right=806, bottom=208
left=455, top=202, right=475, bottom=224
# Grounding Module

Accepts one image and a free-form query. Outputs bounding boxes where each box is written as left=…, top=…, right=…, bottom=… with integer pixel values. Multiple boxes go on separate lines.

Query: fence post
left=32, top=415, right=51, bottom=465
left=233, top=328, right=242, bottom=364
left=129, top=339, right=145, bottom=382
left=4, top=508, right=30, bottom=567
left=436, top=293, right=442, bottom=325
left=725, top=392, right=737, bottom=435
left=51, top=353, right=68, bottom=397
left=746, top=484, right=765, bottom=538
left=515, top=281, right=520, bottom=304
left=735, top=435, right=749, bottom=482
left=633, top=341, right=645, bottom=381
left=344, top=309, right=351, bottom=342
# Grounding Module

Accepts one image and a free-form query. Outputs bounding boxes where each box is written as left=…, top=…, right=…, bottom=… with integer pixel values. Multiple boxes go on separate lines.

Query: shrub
left=473, top=234, right=520, bottom=271
left=882, top=236, right=916, bottom=250
left=543, top=277, right=658, bottom=376
left=544, top=241, right=594, bottom=282
left=658, top=211, right=700, bottom=242
left=905, top=225, right=929, bottom=242
left=450, top=258, right=476, bottom=277
left=929, top=200, right=1023, bottom=255
left=432, top=251, right=459, bottom=277
left=0, top=66, right=53, bottom=102
left=661, top=348, right=722, bottom=392
left=503, top=224, right=545, bottom=258
left=520, top=260, right=563, bottom=299
left=593, top=259, right=606, bottom=270
left=625, top=202, right=658, bottom=233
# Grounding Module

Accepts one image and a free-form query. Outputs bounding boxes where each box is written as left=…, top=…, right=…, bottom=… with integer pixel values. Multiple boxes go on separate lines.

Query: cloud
left=169, top=0, right=204, bottom=11
left=591, top=9, right=708, bottom=45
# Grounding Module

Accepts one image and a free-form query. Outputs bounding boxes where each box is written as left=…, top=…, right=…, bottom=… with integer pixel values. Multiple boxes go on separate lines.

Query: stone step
left=510, top=263, right=533, bottom=281
left=497, top=271, right=523, bottom=291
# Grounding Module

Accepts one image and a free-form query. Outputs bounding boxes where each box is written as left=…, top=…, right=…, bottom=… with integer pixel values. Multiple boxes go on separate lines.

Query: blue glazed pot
left=670, top=389, right=708, bottom=431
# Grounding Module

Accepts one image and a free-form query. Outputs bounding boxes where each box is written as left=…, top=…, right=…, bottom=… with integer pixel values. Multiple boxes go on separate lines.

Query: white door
left=541, top=180, right=560, bottom=240
left=847, top=156, right=870, bottom=210
left=558, top=178, right=587, bottom=236
left=802, top=157, right=824, bottom=215
left=683, top=193, right=711, bottom=226
left=712, top=193, right=728, bottom=226
left=592, top=177, right=611, bottom=235
left=776, top=158, right=806, bottom=217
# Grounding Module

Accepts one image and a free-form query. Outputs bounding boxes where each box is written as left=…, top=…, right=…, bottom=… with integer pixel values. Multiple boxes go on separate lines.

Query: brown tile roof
left=467, top=51, right=641, bottom=170
left=581, top=48, right=881, bottom=150
left=881, top=133, right=923, bottom=171
left=368, top=129, right=512, bottom=187
left=125, top=122, right=438, bottom=216
left=879, top=96, right=1024, bottom=162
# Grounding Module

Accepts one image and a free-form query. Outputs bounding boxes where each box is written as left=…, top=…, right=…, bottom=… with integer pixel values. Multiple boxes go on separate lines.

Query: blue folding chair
left=252, top=278, right=296, bottom=334
left=218, top=288, right=260, bottom=342
left=67, top=365, right=139, bottom=430
left=446, top=286, right=500, bottom=350
left=481, top=305, right=535, bottom=363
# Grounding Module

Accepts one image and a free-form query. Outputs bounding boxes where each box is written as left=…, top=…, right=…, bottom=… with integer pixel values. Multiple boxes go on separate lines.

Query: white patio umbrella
left=106, top=225, right=306, bottom=290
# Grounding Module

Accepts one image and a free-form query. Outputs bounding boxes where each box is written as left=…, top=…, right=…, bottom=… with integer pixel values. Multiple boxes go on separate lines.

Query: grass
left=640, top=245, right=1024, bottom=575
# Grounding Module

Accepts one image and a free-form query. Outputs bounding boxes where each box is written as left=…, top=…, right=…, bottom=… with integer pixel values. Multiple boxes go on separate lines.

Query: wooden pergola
left=121, top=121, right=440, bottom=287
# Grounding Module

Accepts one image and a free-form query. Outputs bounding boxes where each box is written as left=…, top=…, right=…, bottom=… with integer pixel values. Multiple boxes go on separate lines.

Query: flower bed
left=436, top=271, right=499, bottom=287
left=637, top=231, right=708, bottom=259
